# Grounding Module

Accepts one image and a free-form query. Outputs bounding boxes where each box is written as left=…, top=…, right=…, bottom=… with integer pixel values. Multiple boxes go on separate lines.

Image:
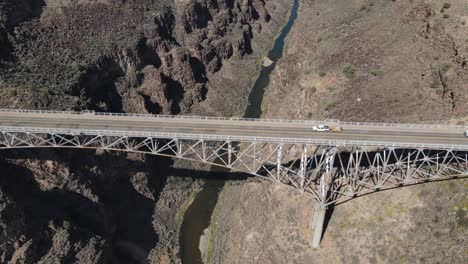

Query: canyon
left=0, top=0, right=291, bottom=263
left=210, top=0, right=467, bottom=263
left=0, top=0, right=467, bottom=264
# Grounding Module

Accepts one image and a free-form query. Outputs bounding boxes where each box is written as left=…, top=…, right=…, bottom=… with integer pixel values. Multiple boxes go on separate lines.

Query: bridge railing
left=339, top=121, right=467, bottom=129
left=0, top=109, right=83, bottom=115
left=1, top=126, right=468, bottom=151
left=0, top=109, right=467, bottom=130
left=0, top=109, right=331, bottom=126
left=92, top=111, right=323, bottom=124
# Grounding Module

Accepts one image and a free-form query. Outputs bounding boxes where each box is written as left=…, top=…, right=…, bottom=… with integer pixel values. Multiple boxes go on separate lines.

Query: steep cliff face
left=0, top=0, right=290, bottom=263
left=0, top=0, right=273, bottom=115
left=0, top=149, right=171, bottom=263
left=0, top=0, right=45, bottom=61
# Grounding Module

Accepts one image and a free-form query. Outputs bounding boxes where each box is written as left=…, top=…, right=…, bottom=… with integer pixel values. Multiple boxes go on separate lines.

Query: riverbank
left=178, top=0, right=294, bottom=263
left=197, top=0, right=300, bottom=262
left=199, top=183, right=227, bottom=263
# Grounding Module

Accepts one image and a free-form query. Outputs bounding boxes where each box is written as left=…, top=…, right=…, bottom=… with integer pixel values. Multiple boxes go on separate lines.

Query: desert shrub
left=40, top=87, right=50, bottom=96
left=26, top=84, right=36, bottom=92
left=8, top=90, right=17, bottom=97
left=71, top=61, right=85, bottom=72
left=430, top=81, right=440, bottom=89
left=370, top=69, right=384, bottom=76
left=309, top=86, right=317, bottom=93
left=440, top=63, right=451, bottom=73
left=319, top=71, right=327, bottom=77
left=324, top=102, right=337, bottom=111
left=443, top=3, right=451, bottom=9
left=343, top=65, right=356, bottom=79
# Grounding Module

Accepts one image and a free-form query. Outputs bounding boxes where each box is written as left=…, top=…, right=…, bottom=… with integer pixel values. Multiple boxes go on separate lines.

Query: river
left=179, top=0, right=300, bottom=262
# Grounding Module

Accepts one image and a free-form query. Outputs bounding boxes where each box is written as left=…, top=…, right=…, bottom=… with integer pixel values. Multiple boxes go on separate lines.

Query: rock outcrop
left=0, top=0, right=273, bottom=115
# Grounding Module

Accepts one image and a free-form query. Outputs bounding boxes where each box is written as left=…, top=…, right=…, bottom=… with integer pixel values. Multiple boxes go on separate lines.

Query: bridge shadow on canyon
left=0, top=148, right=249, bottom=263
left=0, top=150, right=163, bottom=263
left=0, top=146, right=466, bottom=261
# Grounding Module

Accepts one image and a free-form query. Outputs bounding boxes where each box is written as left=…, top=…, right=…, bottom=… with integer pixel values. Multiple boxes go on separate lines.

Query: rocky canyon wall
left=0, top=0, right=291, bottom=263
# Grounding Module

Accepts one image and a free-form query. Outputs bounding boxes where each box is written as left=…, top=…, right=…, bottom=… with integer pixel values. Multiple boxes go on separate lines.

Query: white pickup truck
left=312, top=125, right=331, bottom=132
left=465, top=131, right=468, bottom=137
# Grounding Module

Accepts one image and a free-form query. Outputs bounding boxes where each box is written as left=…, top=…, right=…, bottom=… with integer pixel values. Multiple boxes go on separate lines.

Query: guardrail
left=0, top=109, right=467, bottom=130
left=0, top=109, right=83, bottom=115
left=1, top=126, right=468, bottom=151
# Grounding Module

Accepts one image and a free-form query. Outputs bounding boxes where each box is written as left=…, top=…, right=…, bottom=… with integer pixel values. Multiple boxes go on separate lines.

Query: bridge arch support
left=1, top=130, right=467, bottom=206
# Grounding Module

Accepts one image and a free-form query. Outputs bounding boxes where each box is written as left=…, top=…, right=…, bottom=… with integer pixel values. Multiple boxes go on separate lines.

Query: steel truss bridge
left=0, top=109, right=467, bottom=247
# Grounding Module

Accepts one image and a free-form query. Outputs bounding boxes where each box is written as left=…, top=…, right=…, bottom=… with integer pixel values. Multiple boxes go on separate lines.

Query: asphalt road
left=0, top=112, right=467, bottom=149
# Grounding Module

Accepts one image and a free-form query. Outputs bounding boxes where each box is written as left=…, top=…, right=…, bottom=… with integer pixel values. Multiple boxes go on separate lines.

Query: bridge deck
left=0, top=111, right=467, bottom=150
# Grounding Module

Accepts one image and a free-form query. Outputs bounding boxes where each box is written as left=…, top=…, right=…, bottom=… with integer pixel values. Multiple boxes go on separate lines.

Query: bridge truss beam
left=1, top=131, right=466, bottom=207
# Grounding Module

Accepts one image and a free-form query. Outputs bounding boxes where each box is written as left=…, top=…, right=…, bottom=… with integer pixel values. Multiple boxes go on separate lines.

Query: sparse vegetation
left=26, top=84, right=36, bottom=92
left=343, top=64, right=357, bottom=79
left=40, top=87, right=50, bottom=96
left=175, top=188, right=202, bottom=224
left=309, top=86, right=317, bottom=93
left=440, top=63, right=451, bottom=73
left=205, top=186, right=226, bottom=264
left=443, top=3, right=451, bottom=9
left=370, top=69, right=384, bottom=77
left=71, top=61, right=86, bottom=72
left=430, top=81, right=440, bottom=89
left=359, top=1, right=373, bottom=12
left=304, top=69, right=312, bottom=75
left=324, top=101, right=337, bottom=111
left=8, top=90, right=17, bottom=97
left=384, top=207, right=393, bottom=218
left=319, top=71, right=327, bottom=77
left=443, top=14, right=450, bottom=19
left=326, top=86, right=337, bottom=91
